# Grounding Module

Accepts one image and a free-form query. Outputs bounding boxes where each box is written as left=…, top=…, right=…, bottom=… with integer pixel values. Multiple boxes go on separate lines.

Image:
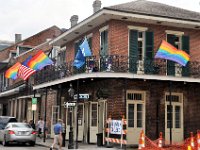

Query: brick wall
left=65, top=19, right=200, bottom=62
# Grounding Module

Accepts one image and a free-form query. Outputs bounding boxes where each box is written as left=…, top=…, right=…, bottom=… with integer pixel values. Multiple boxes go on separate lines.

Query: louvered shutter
left=167, top=34, right=176, bottom=76
left=182, top=36, right=190, bottom=77
left=129, top=30, right=138, bottom=73
left=144, top=31, right=154, bottom=74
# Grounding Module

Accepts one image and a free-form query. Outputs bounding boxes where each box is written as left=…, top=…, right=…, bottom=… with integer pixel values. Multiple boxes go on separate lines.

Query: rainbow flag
left=27, top=50, right=53, bottom=70
left=155, top=40, right=190, bottom=66
left=5, top=62, right=22, bottom=80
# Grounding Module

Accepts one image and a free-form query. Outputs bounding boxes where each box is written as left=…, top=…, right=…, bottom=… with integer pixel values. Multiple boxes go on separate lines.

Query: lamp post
left=68, top=84, right=74, bottom=149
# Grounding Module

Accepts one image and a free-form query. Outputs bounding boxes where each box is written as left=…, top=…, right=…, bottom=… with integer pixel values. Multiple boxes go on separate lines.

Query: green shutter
left=100, top=30, right=108, bottom=56
left=129, top=30, right=138, bottom=73
left=88, top=37, right=92, bottom=53
left=144, top=31, right=154, bottom=74
left=167, top=34, right=176, bottom=76
left=182, top=35, right=190, bottom=77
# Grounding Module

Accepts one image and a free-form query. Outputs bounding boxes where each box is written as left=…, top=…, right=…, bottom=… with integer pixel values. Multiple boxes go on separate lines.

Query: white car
left=0, top=122, right=36, bottom=146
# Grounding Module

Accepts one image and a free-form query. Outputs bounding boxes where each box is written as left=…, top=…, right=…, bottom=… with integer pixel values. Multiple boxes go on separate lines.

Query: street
left=0, top=144, right=47, bottom=150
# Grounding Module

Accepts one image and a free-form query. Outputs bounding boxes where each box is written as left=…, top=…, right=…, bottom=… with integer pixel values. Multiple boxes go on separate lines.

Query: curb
left=36, top=142, right=51, bottom=148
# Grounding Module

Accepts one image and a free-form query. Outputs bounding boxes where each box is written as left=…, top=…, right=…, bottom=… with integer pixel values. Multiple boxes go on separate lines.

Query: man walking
left=50, top=119, right=63, bottom=150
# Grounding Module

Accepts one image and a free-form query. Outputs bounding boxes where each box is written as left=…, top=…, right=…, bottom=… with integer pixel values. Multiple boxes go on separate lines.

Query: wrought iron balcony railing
left=33, top=55, right=200, bottom=86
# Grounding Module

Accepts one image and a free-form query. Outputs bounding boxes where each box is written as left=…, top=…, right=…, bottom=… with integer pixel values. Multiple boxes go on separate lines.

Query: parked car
left=0, top=116, right=17, bottom=143
left=0, top=122, right=36, bottom=146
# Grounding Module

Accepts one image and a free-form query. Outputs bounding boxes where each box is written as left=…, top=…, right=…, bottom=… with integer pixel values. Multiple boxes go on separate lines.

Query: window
left=138, top=31, right=145, bottom=60
left=16, top=46, right=32, bottom=56
left=91, top=103, right=97, bottom=126
left=100, top=26, right=108, bottom=56
left=57, top=47, right=66, bottom=65
left=166, top=30, right=190, bottom=76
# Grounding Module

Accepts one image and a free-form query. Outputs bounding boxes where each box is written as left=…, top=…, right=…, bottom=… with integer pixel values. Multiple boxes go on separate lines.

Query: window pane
left=167, top=105, right=173, bottom=128
left=175, top=106, right=181, bottom=128
left=91, top=104, right=97, bottom=126
left=128, top=104, right=134, bottom=127
left=137, top=104, right=143, bottom=127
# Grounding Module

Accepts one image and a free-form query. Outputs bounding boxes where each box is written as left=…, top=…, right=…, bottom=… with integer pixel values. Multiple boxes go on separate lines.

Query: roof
left=105, top=0, right=200, bottom=22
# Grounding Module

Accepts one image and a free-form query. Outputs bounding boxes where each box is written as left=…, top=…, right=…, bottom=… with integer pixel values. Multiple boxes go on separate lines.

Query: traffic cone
left=158, top=132, right=163, bottom=148
left=138, top=130, right=145, bottom=149
left=190, top=132, right=195, bottom=149
left=187, top=145, right=192, bottom=150
left=197, top=130, right=200, bottom=150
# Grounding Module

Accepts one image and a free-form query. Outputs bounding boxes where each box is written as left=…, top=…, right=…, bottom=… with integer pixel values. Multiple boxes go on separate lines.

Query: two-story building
left=0, top=26, right=62, bottom=123
left=9, top=0, right=200, bottom=146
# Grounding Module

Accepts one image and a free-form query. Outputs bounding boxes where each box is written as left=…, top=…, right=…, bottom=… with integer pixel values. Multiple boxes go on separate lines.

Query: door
left=51, top=105, right=60, bottom=138
left=165, top=93, right=183, bottom=142
left=98, top=100, right=107, bottom=145
left=66, top=107, right=74, bottom=140
left=83, top=102, right=89, bottom=143
left=27, top=100, right=32, bottom=122
left=89, top=102, right=98, bottom=143
left=126, top=91, right=145, bottom=145
left=77, top=103, right=84, bottom=141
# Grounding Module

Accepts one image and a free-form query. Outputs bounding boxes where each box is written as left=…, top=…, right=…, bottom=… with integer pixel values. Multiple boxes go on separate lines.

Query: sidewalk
left=36, top=137, right=118, bottom=150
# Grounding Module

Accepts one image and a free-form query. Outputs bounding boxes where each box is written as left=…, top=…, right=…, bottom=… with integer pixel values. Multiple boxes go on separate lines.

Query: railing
left=33, top=55, right=200, bottom=85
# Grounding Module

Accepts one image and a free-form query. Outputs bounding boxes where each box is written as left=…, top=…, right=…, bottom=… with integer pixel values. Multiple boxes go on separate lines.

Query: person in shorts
left=50, top=119, right=63, bottom=150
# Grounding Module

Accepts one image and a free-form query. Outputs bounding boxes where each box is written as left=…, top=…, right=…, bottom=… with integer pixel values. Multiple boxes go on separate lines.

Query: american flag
left=17, top=65, right=36, bottom=80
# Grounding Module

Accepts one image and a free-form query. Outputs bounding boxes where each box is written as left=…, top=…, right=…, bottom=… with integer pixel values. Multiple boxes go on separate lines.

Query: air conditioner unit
left=137, top=60, right=144, bottom=74
left=175, top=64, right=182, bottom=77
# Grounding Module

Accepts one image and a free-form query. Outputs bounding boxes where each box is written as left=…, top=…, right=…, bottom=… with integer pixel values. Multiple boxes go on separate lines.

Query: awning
left=0, top=84, right=26, bottom=98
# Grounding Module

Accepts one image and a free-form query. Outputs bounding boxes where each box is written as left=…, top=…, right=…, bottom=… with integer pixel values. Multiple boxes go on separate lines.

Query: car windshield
left=11, top=123, right=31, bottom=128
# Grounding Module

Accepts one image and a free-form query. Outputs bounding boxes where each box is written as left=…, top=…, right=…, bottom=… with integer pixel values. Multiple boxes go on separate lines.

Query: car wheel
left=29, top=141, right=35, bottom=146
left=2, top=136, right=8, bottom=146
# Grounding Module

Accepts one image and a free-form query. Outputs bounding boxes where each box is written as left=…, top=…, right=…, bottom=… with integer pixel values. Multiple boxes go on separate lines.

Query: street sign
left=74, top=94, right=89, bottom=100
left=110, top=120, right=122, bottom=135
left=32, top=98, right=37, bottom=111
left=64, top=102, right=76, bottom=108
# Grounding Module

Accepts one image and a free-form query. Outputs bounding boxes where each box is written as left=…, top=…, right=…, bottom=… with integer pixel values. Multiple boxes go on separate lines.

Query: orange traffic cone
left=197, top=130, right=200, bottom=150
left=158, top=132, right=163, bottom=148
left=190, top=132, right=195, bottom=149
left=138, top=130, right=145, bottom=149
left=187, top=145, right=192, bottom=150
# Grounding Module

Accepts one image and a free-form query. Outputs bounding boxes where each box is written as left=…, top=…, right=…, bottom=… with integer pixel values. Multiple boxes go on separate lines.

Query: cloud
left=0, top=0, right=199, bottom=41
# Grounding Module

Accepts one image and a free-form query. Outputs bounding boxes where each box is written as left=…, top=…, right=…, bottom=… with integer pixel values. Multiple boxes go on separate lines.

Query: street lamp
left=68, top=84, right=75, bottom=149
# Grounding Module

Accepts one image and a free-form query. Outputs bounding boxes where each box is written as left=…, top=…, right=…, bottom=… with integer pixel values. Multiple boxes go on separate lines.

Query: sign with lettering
left=110, top=120, right=122, bottom=135
left=74, top=94, right=89, bottom=100
left=64, top=102, right=76, bottom=108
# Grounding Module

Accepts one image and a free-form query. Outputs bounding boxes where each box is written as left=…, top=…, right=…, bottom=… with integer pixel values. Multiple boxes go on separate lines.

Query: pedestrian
left=50, top=119, right=63, bottom=150
left=29, top=120, right=36, bottom=130
left=37, top=118, right=44, bottom=138
left=61, top=122, right=66, bottom=147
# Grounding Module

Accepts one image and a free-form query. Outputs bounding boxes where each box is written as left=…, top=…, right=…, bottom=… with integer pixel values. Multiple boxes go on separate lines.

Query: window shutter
left=129, top=30, right=138, bottom=73
left=182, top=35, right=190, bottom=77
left=167, top=34, right=176, bottom=76
left=145, top=31, right=154, bottom=74
left=100, top=30, right=108, bottom=56
left=88, top=37, right=92, bottom=53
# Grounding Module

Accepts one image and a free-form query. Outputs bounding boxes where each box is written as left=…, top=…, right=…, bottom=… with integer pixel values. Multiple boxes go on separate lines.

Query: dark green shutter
left=88, top=37, right=92, bottom=53
left=129, top=30, right=138, bottom=73
left=167, top=34, right=176, bottom=76
left=100, top=30, right=108, bottom=56
left=182, top=36, right=190, bottom=77
left=144, top=31, right=154, bottom=74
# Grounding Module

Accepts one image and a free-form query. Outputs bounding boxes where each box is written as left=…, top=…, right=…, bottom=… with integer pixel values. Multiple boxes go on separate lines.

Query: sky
left=0, top=0, right=199, bottom=41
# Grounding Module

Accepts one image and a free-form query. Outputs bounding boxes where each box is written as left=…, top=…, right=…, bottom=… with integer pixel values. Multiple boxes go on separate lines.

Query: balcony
left=33, top=55, right=200, bottom=86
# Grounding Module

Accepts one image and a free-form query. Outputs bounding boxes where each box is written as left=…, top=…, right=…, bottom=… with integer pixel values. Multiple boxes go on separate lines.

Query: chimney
left=93, top=0, right=101, bottom=13
left=15, top=34, right=22, bottom=43
left=70, top=15, right=79, bottom=27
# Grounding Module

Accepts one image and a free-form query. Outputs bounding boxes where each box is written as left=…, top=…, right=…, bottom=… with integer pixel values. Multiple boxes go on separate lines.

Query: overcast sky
left=0, top=0, right=199, bottom=41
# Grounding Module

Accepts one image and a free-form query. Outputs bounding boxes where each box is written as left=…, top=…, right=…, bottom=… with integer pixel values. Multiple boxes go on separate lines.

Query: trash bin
left=96, top=133, right=103, bottom=146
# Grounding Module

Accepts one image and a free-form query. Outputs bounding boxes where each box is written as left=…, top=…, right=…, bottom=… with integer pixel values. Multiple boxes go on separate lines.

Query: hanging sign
left=64, top=102, right=76, bottom=108
left=110, top=120, right=122, bottom=135
left=32, top=98, right=37, bottom=111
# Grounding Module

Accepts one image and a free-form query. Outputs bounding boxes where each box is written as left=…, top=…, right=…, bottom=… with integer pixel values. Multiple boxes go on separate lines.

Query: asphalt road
left=0, top=144, right=47, bottom=150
